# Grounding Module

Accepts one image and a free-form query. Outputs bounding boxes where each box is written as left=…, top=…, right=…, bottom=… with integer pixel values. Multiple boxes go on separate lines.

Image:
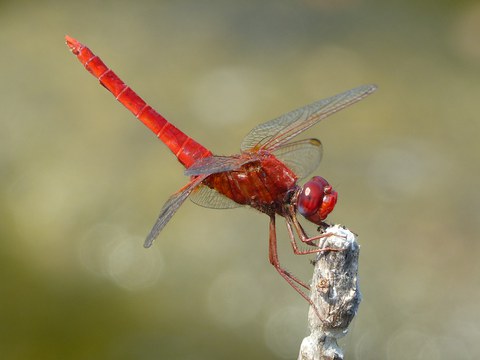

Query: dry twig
left=298, top=225, right=361, bottom=360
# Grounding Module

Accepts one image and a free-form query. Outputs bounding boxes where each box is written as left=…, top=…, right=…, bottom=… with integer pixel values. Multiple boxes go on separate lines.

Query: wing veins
left=241, top=84, right=377, bottom=152
left=144, top=175, right=207, bottom=248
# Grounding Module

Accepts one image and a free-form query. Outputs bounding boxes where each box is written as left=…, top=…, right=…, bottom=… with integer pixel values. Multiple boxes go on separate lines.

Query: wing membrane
left=272, top=138, right=323, bottom=180
left=144, top=175, right=208, bottom=248
left=190, top=184, right=241, bottom=209
left=185, top=155, right=256, bottom=177
left=241, top=84, right=377, bottom=152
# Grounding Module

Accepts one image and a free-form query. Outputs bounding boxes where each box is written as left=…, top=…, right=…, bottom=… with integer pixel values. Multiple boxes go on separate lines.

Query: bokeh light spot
left=451, top=3, right=480, bottom=62
left=206, top=269, right=264, bottom=327
left=264, top=306, right=307, bottom=359
left=78, top=223, right=164, bottom=290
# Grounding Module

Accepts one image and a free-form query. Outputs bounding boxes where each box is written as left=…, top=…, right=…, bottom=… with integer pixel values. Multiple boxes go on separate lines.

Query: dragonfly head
left=297, top=176, right=337, bottom=225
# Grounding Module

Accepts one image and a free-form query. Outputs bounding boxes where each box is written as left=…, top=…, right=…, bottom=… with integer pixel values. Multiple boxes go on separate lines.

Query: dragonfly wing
left=272, top=138, right=323, bottom=180
left=190, top=184, right=241, bottom=209
left=241, top=84, right=377, bottom=152
left=144, top=175, right=208, bottom=248
left=185, top=155, right=256, bottom=177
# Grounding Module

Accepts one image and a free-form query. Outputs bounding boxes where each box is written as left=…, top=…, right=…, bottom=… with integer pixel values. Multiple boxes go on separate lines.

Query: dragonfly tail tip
left=65, top=35, right=82, bottom=55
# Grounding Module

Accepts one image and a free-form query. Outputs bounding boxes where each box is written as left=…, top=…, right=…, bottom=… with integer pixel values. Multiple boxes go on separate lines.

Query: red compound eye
left=297, top=176, right=337, bottom=225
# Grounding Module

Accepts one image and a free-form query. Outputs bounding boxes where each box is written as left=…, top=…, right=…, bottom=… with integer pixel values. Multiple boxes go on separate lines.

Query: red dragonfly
left=66, top=35, right=376, bottom=314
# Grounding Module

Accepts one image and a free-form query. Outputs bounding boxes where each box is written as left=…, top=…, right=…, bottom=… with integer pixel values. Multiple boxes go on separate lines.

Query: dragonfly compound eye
left=297, top=176, right=337, bottom=225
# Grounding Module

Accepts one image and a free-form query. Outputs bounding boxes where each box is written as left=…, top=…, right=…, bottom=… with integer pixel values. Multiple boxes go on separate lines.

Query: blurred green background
left=1, top=0, right=480, bottom=359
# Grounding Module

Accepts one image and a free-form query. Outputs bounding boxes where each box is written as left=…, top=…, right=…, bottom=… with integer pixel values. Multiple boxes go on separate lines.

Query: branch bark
left=298, top=225, right=361, bottom=360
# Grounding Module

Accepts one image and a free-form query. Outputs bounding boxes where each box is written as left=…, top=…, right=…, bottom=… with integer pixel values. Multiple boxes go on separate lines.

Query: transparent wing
left=272, top=138, right=323, bottom=180
left=190, top=184, right=241, bottom=209
left=144, top=175, right=208, bottom=248
left=240, top=84, right=377, bottom=152
left=185, top=155, right=257, bottom=177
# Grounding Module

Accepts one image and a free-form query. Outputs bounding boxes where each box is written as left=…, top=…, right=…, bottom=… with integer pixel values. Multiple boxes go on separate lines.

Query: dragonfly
left=66, top=35, right=376, bottom=316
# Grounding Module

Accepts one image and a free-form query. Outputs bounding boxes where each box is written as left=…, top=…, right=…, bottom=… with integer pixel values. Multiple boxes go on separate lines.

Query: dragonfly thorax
left=296, top=176, right=337, bottom=225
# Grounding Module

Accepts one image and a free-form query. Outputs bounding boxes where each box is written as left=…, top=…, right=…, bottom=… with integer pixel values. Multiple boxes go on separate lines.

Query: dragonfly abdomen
left=65, top=36, right=212, bottom=168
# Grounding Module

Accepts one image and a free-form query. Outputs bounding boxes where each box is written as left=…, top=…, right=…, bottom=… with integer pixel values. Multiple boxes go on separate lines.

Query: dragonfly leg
left=284, top=205, right=341, bottom=254
left=268, top=215, right=311, bottom=291
left=269, top=215, right=323, bottom=318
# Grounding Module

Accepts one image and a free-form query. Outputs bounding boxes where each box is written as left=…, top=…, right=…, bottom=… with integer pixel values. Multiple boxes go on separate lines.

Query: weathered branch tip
left=298, top=224, right=361, bottom=360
